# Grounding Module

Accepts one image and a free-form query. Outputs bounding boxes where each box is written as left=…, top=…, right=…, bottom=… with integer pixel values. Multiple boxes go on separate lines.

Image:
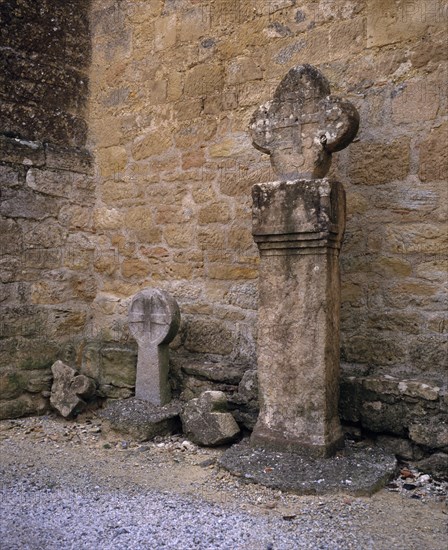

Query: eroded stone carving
left=249, top=64, right=359, bottom=180
left=128, top=288, right=180, bottom=406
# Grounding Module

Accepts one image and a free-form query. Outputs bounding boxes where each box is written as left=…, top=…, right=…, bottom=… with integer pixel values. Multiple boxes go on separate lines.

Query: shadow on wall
left=0, top=1, right=94, bottom=419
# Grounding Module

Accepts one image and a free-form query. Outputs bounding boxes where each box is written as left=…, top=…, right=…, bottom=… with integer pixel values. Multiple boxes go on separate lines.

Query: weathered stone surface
left=181, top=361, right=247, bottom=385
left=367, top=0, right=444, bottom=48
left=50, top=360, right=96, bottom=418
left=0, top=135, right=45, bottom=166
left=339, top=371, right=447, bottom=455
left=249, top=64, right=359, bottom=180
left=236, top=369, right=258, bottom=404
left=0, top=104, right=88, bottom=148
left=44, top=144, right=93, bottom=174
left=415, top=453, right=448, bottom=480
left=0, top=164, right=21, bottom=188
left=348, top=140, right=410, bottom=185
left=0, top=187, right=62, bottom=219
left=226, top=283, right=258, bottom=310
left=392, top=79, right=440, bottom=124
left=178, top=376, right=238, bottom=402
left=184, top=319, right=234, bottom=355
left=409, top=420, right=448, bottom=451
left=376, top=435, right=425, bottom=461
left=1, top=0, right=90, bottom=146
left=0, top=394, right=48, bottom=420
left=99, top=346, right=137, bottom=391
left=99, top=397, right=182, bottom=442
left=0, top=218, right=23, bottom=256
left=228, top=369, right=260, bottom=430
left=0, top=371, right=27, bottom=400
left=419, top=122, right=448, bottom=182
left=129, top=288, right=180, bottom=405
left=181, top=391, right=240, bottom=446
left=219, top=441, right=397, bottom=496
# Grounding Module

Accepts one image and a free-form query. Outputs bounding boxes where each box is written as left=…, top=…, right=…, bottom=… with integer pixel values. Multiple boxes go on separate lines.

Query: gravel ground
left=0, top=414, right=447, bottom=550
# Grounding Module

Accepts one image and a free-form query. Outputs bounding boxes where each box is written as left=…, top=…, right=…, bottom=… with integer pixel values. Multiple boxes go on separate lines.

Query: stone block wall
left=88, top=0, right=447, bottom=386
left=0, top=1, right=95, bottom=418
left=1, top=0, right=447, bottom=450
left=340, top=369, right=447, bottom=457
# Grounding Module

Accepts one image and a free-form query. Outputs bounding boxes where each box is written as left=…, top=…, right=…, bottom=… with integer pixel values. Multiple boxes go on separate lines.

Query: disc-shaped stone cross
left=129, top=288, right=180, bottom=406
left=249, top=64, right=359, bottom=180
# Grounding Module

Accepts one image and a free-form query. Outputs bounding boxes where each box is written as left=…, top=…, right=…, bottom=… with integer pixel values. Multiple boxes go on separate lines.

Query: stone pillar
left=128, top=288, right=180, bottom=406
left=248, top=64, right=359, bottom=458
left=251, top=179, right=346, bottom=457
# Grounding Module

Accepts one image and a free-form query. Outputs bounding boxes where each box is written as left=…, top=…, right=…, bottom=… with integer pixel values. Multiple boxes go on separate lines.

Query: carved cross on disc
left=128, top=288, right=180, bottom=405
left=249, top=64, right=359, bottom=180
left=129, top=289, right=180, bottom=346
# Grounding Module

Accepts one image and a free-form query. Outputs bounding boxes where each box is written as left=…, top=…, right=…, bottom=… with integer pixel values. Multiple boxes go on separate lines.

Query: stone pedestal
left=250, top=178, right=345, bottom=457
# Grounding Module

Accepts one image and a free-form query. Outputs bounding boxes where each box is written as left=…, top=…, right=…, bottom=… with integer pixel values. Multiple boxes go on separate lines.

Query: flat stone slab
left=219, top=441, right=397, bottom=496
left=99, top=397, right=182, bottom=442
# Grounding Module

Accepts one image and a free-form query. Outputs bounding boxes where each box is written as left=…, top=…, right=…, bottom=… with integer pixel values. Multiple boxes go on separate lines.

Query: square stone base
left=219, top=440, right=397, bottom=496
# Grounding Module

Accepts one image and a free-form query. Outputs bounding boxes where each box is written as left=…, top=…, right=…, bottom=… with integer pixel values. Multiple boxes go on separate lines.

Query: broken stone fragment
left=50, top=360, right=96, bottom=418
left=415, top=453, right=448, bottom=480
left=181, top=391, right=240, bottom=446
left=237, top=369, right=258, bottom=404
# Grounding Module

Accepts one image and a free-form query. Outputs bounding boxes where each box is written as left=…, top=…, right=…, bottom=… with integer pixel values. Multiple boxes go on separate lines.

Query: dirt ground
left=0, top=412, right=447, bottom=549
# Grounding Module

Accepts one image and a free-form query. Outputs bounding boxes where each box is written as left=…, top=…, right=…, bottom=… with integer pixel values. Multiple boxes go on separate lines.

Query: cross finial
left=249, top=64, right=359, bottom=180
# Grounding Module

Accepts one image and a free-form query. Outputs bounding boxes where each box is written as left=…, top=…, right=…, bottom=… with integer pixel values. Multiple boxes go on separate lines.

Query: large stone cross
left=129, top=288, right=180, bottom=406
left=249, top=64, right=359, bottom=457
left=249, top=64, right=359, bottom=180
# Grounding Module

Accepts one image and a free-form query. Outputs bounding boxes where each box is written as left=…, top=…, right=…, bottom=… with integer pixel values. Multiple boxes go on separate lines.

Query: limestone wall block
left=174, top=119, right=217, bottom=149
left=177, top=6, right=208, bottom=43
left=131, top=129, right=173, bottom=160
left=154, top=14, right=177, bottom=51
left=419, top=122, right=448, bottom=182
left=367, top=0, right=444, bottom=48
left=44, top=144, right=93, bottom=174
left=0, top=164, right=20, bottom=188
left=184, top=318, right=234, bottom=355
left=328, top=17, right=366, bottom=60
left=184, top=64, right=224, bottom=97
left=0, top=136, right=45, bottom=166
left=392, top=79, right=441, bottom=124
left=0, top=188, right=62, bottom=220
left=96, top=146, right=127, bottom=177
left=226, top=57, right=263, bottom=86
left=384, top=224, right=448, bottom=255
left=198, top=203, right=231, bottom=224
left=198, top=227, right=227, bottom=250
left=348, top=140, right=410, bottom=185
left=208, top=264, right=258, bottom=281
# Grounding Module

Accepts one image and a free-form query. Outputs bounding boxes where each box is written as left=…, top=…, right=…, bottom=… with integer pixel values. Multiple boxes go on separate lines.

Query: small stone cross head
left=128, top=288, right=180, bottom=347
left=249, top=64, right=359, bottom=180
